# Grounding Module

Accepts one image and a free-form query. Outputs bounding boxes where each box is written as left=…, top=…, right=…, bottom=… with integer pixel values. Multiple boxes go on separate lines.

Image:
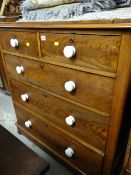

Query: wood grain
left=15, top=104, right=104, bottom=175
left=10, top=78, right=109, bottom=151
left=2, top=51, right=117, bottom=78
left=40, top=33, right=121, bottom=74
left=0, top=44, right=10, bottom=91
left=1, top=24, right=131, bottom=175
left=103, top=34, right=131, bottom=175
left=0, top=31, right=39, bottom=57
left=5, top=54, right=115, bottom=114
left=0, top=21, right=131, bottom=29
left=16, top=124, right=86, bottom=175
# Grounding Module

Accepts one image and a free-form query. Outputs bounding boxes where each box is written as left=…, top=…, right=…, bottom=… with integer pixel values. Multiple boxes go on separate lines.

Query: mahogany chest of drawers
left=0, top=22, right=131, bottom=175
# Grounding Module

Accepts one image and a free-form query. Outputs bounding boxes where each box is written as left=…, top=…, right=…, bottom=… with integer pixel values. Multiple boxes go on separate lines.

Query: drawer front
left=0, top=31, right=39, bottom=57
left=40, top=33, right=121, bottom=74
left=10, top=78, right=109, bottom=151
left=5, top=54, right=115, bottom=114
left=15, top=104, right=103, bottom=175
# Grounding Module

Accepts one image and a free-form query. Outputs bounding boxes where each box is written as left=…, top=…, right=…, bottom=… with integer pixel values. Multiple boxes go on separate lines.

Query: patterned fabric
left=19, top=0, right=116, bottom=21
left=32, top=0, right=82, bottom=7
left=18, top=6, right=131, bottom=22
left=19, top=0, right=131, bottom=22
left=87, top=0, right=116, bottom=9
left=115, top=0, right=131, bottom=7
left=20, top=0, right=116, bottom=11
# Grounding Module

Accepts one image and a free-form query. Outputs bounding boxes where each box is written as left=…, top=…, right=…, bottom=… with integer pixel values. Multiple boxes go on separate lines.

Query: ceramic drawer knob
left=66, top=116, right=75, bottom=126
left=25, top=120, right=32, bottom=128
left=64, top=81, right=75, bottom=92
left=21, top=94, right=29, bottom=102
left=16, top=66, right=24, bottom=74
left=63, top=46, right=76, bottom=58
left=10, top=38, right=19, bottom=48
left=65, top=147, right=74, bottom=158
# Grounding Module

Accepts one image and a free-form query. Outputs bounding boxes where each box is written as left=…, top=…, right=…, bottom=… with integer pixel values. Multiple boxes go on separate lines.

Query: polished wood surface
left=10, top=78, right=109, bottom=151
left=40, top=33, right=121, bottom=74
left=0, top=21, right=131, bottom=29
left=1, top=22, right=131, bottom=175
left=0, top=31, right=39, bottom=57
left=3, top=50, right=117, bottom=78
left=5, top=54, right=115, bottom=114
left=0, top=125, right=49, bottom=175
left=15, top=104, right=103, bottom=175
left=103, top=34, right=131, bottom=175
left=0, top=45, right=10, bottom=90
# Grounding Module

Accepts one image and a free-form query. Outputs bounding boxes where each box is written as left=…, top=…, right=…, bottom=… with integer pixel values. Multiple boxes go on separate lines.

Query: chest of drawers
left=0, top=22, right=131, bottom=175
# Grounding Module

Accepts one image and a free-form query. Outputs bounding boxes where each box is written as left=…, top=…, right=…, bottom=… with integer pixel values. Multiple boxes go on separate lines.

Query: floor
left=0, top=90, right=74, bottom=175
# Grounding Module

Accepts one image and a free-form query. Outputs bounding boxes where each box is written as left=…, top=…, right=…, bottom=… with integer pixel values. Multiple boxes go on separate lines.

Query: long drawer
left=5, top=54, right=115, bottom=114
left=10, top=78, right=109, bottom=151
left=0, top=31, right=39, bottom=57
left=40, top=33, right=121, bottom=74
left=15, top=104, right=104, bottom=175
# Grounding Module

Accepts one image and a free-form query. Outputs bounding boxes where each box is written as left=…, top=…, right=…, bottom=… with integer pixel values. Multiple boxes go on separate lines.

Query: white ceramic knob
left=25, top=120, right=32, bottom=128
left=64, top=81, right=75, bottom=92
left=65, top=147, right=74, bottom=158
left=65, top=116, right=75, bottom=126
left=63, top=46, right=76, bottom=58
left=21, top=94, right=29, bottom=102
left=10, top=38, right=19, bottom=48
left=16, top=66, right=24, bottom=74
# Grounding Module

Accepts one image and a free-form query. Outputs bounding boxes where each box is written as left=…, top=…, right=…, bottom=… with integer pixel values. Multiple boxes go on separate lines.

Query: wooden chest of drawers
left=0, top=22, right=131, bottom=175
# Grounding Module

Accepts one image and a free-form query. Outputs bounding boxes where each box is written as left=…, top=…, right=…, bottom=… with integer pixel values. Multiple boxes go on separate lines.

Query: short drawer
left=0, top=31, right=39, bottom=57
left=10, top=78, right=109, bottom=151
left=5, top=54, right=115, bottom=114
left=40, top=33, right=121, bottom=74
left=15, top=104, right=104, bottom=175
